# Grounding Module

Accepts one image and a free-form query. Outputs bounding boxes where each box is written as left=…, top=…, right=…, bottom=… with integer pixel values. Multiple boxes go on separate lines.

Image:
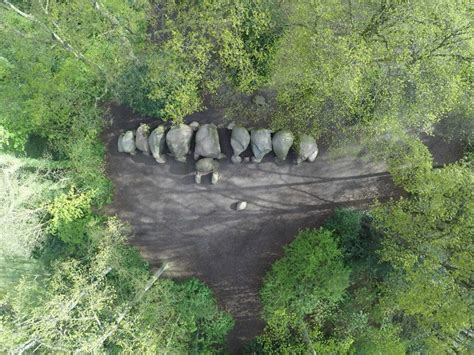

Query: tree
left=269, top=0, right=473, bottom=140
left=0, top=154, right=65, bottom=294
left=134, top=0, right=283, bottom=121
left=259, top=228, right=351, bottom=353
left=372, top=161, right=473, bottom=352
left=0, top=218, right=233, bottom=353
left=0, top=0, right=152, bottom=204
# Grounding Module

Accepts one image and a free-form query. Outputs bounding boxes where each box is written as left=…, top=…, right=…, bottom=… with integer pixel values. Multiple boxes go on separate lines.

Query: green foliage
left=1, top=0, right=146, bottom=206
left=351, top=324, right=406, bottom=355
left=269, top=0, right=473, bottom=139
left=0, top=218, right=233, bottom=353
left=257, top=211, right=407, bottom=354
left=372, top=162, right=473, bottom=352
left=259, top=228, right=350, bottom=353
left=324, top=208, right=363, bottom=258
left=261, top=228, right=350, bottom=318
left=141, top=0, right=283, bottom=121
left=258, top=309, right=308, bottom=354
left=0, top=155, right=57, bottom=258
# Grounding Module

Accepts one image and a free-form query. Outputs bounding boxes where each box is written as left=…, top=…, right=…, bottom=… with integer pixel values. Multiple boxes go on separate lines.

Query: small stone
left=244, top=157, right=250, bottom=163
left=253, top=95, right=266, bottom=107
left=195, top=173, right=202, bottom=184
left=231, top=156, right=242, bottom=164
left=189, top=121, right=200, bottom=131
left=227, top=122, right=236, bottom=130
left=211, top=172, right=219, bottom=185
left=236, top=201, right=248, bottom=211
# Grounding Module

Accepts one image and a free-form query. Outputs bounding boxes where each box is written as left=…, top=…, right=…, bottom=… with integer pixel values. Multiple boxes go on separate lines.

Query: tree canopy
left=1, top=0, right=472, bottom=353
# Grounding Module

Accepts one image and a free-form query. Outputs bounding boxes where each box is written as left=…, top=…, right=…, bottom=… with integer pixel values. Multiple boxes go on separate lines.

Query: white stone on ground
left=236, top=201, right=248, bottom=211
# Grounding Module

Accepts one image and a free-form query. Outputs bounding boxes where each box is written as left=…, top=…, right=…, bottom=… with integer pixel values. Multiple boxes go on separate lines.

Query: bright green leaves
left=269, top=0, right=473, bottom=139
left=0, top=218, right=233, bottom=353
left=372, top=161, right=474, bottom=352
left=259, top=228, right=351, bottom=353
left=47, top=186, right=96, bottom=246
left=142, top=0, right=282, bottom=121
left=261, top=228, right=350, bottom=319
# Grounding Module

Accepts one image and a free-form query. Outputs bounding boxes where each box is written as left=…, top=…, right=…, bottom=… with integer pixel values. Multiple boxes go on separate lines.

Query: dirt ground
left=103, top=104, right=462, bottom=353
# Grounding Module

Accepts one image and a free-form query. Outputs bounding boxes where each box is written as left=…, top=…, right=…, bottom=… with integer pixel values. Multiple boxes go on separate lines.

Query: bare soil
left=103, top=104, right=462, bottom=353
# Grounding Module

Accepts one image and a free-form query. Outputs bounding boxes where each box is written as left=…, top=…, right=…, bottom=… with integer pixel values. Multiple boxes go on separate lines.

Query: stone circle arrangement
left=118, top=121, right=319, bottom=184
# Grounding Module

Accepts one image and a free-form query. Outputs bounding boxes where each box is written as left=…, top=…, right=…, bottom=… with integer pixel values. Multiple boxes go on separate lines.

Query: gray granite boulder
left=296, top=135, right=318, bottom=164
left=118, top=130, right=136, bottom=155
left=194, top=123, right=223, bottom=160
left=272, top=130, right=294, bottom=161
left=195, top=158, right=219, bottom=184
left=166, top=124, right=193, bottom=162
left=148, top=125, right=167, bottom=163
left=251, top=128, right=272, bottom=163
left=231, top=126, right=250, bottom=163
left=135, top=123, right=150, bottom=155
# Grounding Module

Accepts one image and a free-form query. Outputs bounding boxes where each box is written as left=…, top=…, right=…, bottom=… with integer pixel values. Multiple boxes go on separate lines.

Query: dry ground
left=103, top=104, right=462, bottom=353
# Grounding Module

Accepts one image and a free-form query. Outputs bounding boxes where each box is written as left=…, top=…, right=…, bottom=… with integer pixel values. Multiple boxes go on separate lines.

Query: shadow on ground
left=103, top=104, right=462, bottom=353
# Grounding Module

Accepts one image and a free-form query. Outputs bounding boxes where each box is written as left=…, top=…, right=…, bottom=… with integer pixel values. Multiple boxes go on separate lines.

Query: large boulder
left=230, top=126, right=250, bottom=163
left=135, top=123, right=151, bottom=155
left=166, top=124, right=193, bottom=162
left=194, top=123, right=223, bottom=160
left=195, top=158, right=219, bottom=184
left=296, top=135, right=318, bottom=164
left=118, top=130, right=136, bottom=155
left=272, top=130, right=294, bottom=161
left=148, top=125, right=167, bottom=163
left=251, top=128, right=272, bottom=163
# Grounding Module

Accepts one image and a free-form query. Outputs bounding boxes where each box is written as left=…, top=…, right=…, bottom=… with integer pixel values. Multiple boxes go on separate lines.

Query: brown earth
left=103, top=104, right=463, bottom=353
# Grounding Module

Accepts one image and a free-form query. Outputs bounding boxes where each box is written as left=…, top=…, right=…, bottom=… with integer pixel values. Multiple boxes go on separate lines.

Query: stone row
left=117, top=122, right=319, bottom=184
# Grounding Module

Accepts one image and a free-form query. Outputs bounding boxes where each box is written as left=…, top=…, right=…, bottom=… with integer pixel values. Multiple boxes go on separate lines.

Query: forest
left=0, top=0, right=473, bottom=353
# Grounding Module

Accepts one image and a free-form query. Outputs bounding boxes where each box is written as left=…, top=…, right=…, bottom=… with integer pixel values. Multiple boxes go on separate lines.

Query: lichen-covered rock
left=118, top=130, right=136, bottom=155
left=118, top=133, right=125, bottom=153
left=194, top=123, right=223, bottom=160
left=251, top=129, right=272, bottom=163
left=135, top=123, right=151, bottom=155
left=296, top=135, right=318, bottom=164
left=195, top=158, right=220, bottom=184
left=148, top=125, right=167, bottom=163
left=166, top=124, right=193, bottom=162
left=231, top=126, right=250, bottom=163
left=272, top=130, right=294, bottom=161
left=196, top=158, right=219, bottom=174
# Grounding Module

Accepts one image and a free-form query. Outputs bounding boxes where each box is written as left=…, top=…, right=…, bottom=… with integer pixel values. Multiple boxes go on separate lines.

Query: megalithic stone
left=194, top=123, right=223, bottom=160
left=118, top=130, right=136, bottom=155
left=272, top=130, right=294, bottom=161
left=296, top=135, right=318, bottom=164
left=166, top=124, right=193, bottom=162
left=148, top=125, right=167, bottom=163
left=251, top=128, right=272, bottom=163
left=135, top=123, right=151, bottom=155
left=231, top=126, right=250, bottom=163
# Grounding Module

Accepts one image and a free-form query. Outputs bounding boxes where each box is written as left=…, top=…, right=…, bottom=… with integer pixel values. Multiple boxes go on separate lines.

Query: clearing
left=103, top=104, right=461, bottom=353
